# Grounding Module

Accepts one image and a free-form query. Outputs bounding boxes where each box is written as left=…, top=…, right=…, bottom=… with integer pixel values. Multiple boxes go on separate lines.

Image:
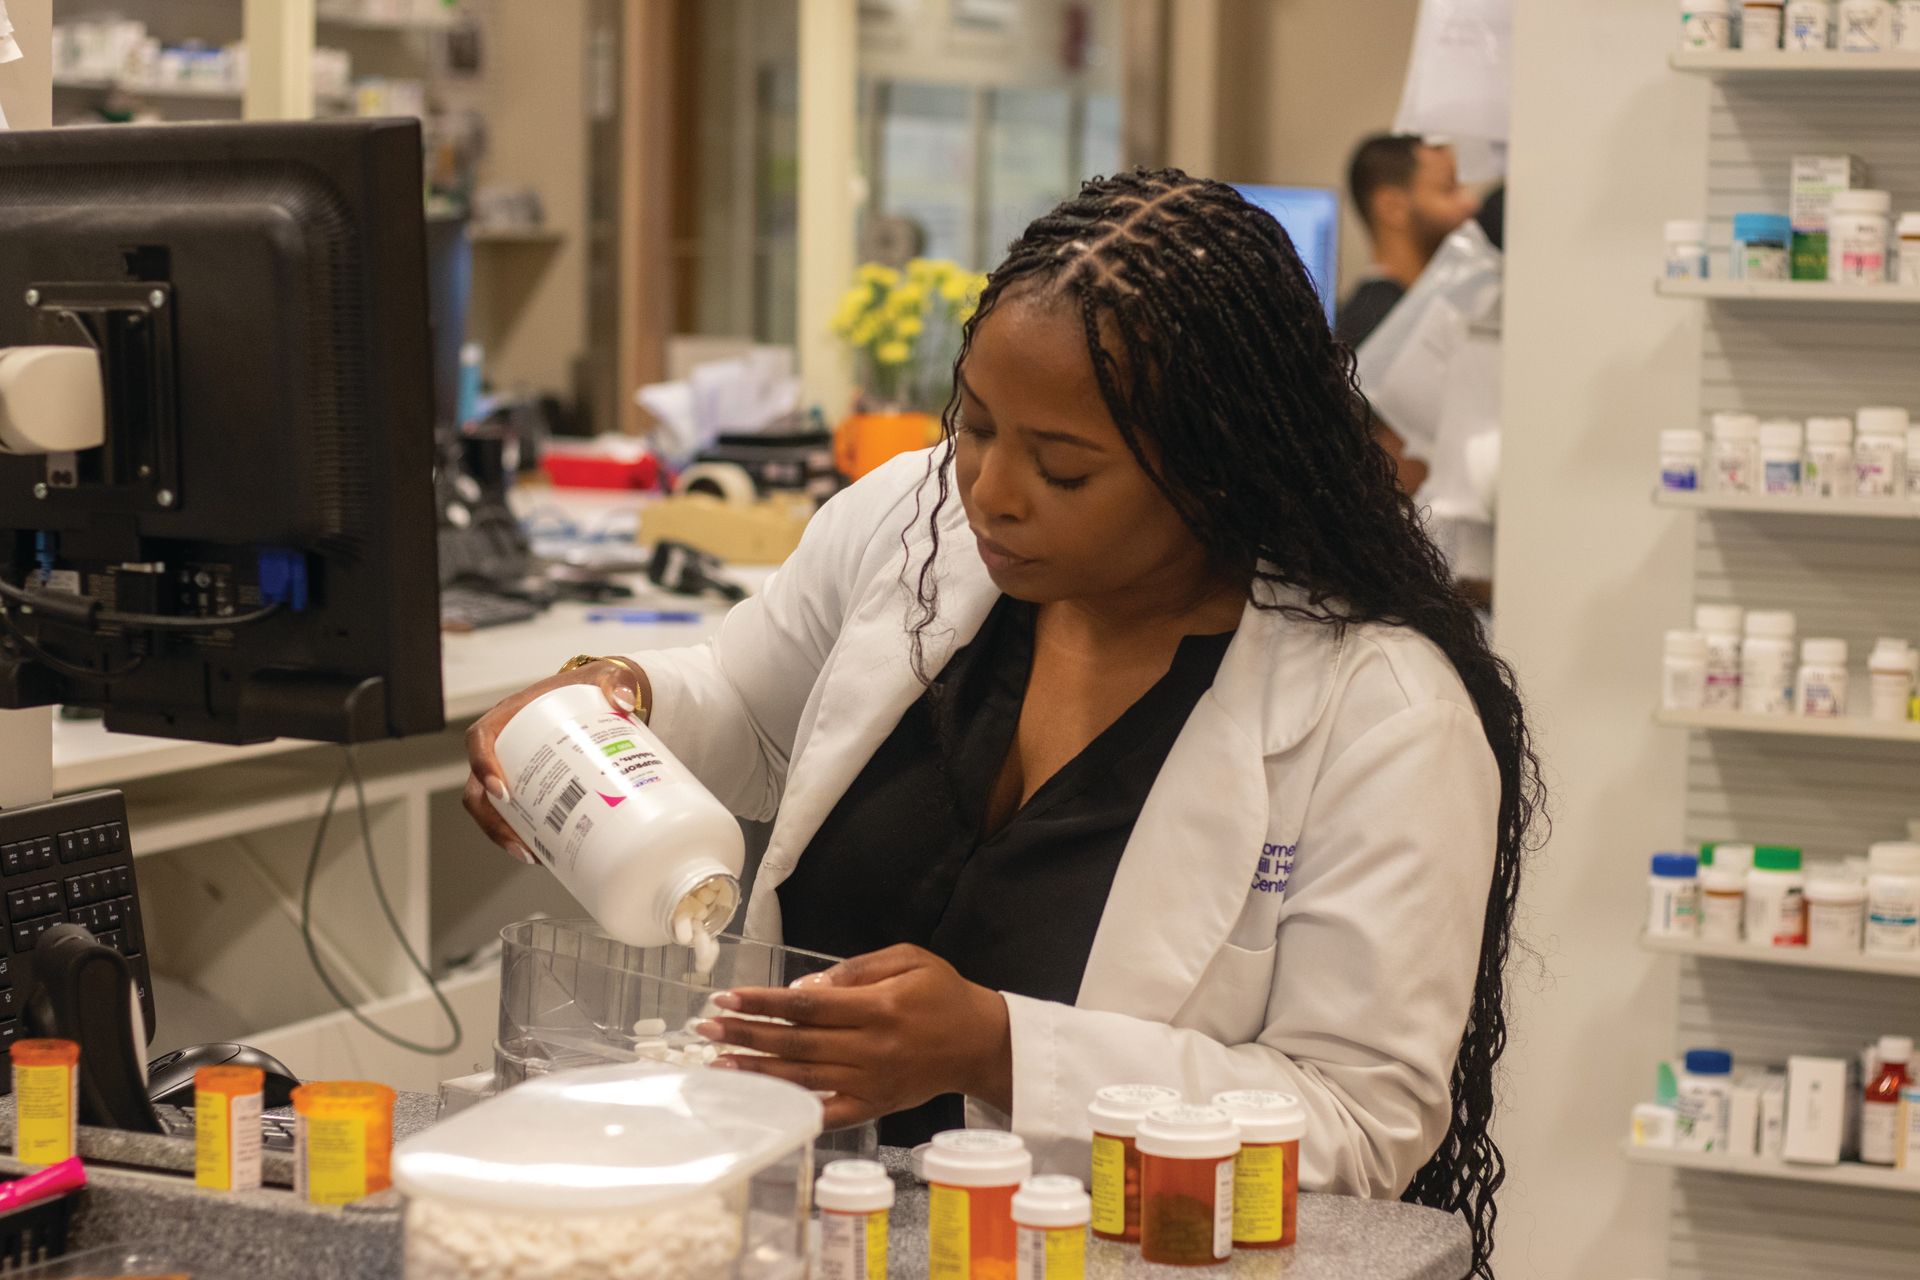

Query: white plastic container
left=1855, top=406, right=1910, bottom=497
left=1696, top=603, right=1745, bottom=711
left=1900, top=212, right=1920, bottom=285
left=1710, top=412, right=1762, bottom=493
left=1746, top=846, right=1808, bottom=946
left=1795, top=637, right=1849, bottom=717
left=1666, top=219, right=1710, bottom=279
left=1744, top=0, right=1789, bottom=44
left=1787, top=0, right=1834, bottom=47
left=1660, top=429, right=1706, bottom=492
left=1700, top=864, right=1748, bottom=942
left=1830, top=189, right=1892, bottom=282
left=488, top=684, right=745, bottom=950
left=1805, top=416, right=1855, bottom=497
left=1908, top=426, right=1920, bottom=497
left=1012, top=1176, right=1090, bottom=1280
left=817, top=1159, right=894, bottom=1280
left=1898, top=0, right=1920, bottom=44
left=1867, top=638, right=1913, bottom=721
left=1676, top=1049, right=1735, bottom=1152
left=1840, top=0, right=1896, bottom=49
left=1682, top=1, right=1737, bottom=50
left=1663, top=631, right=1710, bottom=711
left=1649, top=853, right=1702, bottom=936
left=1740, top=636, right=1797, bottom=714
left=1805, top=875, right=1866, bottom=951
left=1866, top=841, right=1920, bottom=954
left=1760, top=419, right=1805, bottom=494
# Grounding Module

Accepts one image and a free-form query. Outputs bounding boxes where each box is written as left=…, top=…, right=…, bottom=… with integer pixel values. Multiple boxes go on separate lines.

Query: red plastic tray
left=540, top=453, right=663, bottom=491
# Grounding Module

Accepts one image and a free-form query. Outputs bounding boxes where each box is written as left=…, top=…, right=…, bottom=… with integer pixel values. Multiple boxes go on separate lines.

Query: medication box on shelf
left=1783, top=1055, right=1850, bottom=1164
left=1791, top=155, right=1868, bottom=280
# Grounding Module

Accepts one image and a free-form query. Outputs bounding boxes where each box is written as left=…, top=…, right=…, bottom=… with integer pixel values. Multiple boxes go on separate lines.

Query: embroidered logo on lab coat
left=1254, top=843, right=1296, bottom=896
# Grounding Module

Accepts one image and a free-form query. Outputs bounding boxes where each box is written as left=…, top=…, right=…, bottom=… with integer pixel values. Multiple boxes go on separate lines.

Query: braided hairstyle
left=905, top=168, right=1543, bottom=1277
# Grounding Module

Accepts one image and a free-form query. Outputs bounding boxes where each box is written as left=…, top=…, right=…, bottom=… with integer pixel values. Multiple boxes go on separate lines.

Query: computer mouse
left=146, top=1042, right=302, bottom=1110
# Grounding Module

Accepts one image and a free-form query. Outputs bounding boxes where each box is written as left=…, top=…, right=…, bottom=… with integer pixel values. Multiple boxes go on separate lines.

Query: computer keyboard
left=153, top=1102, right=298, bottom=1152
left=440, top=586, right=542, bottom=631
left=0, top=791, right=154, bottom=1092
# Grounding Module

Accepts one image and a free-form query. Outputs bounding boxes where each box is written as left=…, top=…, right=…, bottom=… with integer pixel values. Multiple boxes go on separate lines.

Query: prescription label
left=929, top=1185, right=972, bottom=1280
left=198, top=1090, right=264, bottom=1191
left=1213, top=1158, right=1234, bottom=1260
left=817, top=1211, right=886, bottom=1280
left=296, top=1111, right=368, bottom=1206
left=1089, top=1135, right=1126, bottom=1236
left=1017, top=1225, right=1086, bottom=1280
left=1231, top=1144, right=1289, bottom=1244
left=13, top=1063, right=75, bottom=1166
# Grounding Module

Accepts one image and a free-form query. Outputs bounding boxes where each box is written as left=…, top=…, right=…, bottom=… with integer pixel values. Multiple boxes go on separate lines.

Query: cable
left=0, top=575, right=284, bottom=632
left=0, top=605, right=146, bottom=682
left=299, top=737, right=463, bottom=1058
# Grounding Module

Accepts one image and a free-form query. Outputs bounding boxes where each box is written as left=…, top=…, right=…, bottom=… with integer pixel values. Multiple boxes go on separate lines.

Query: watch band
left=556, top=654, right=650, bottom=719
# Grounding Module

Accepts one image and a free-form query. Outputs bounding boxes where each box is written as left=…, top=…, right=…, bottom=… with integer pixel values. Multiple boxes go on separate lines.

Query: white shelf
left=1641, top=932, right=1920, bottom=978
left=317, top=13, right=455, bottom=33
left=1654, top=489, right=1920, bottom=519
left=1671, top=48, right=1920, bottom=78
left=54, top=76, right=353, bottom=109
left=1656, top=707, right=1920, bottom=744
left=1624, top=1143, right=1920, bottom=1192
left=469, top=226, right=565, bottom=246
left=1657, top=278, right=1920, bottom=305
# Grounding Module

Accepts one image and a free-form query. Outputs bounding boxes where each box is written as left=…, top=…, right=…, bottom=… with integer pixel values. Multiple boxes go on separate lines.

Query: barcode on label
left=544, top=779, right=587, bottom=833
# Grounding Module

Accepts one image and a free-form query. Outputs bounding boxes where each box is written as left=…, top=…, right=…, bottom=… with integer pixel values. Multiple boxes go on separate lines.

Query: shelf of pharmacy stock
left=1654, top=706, right=1920, bottom=745
left=1670, top=48, right=1920, bottom=78
left=1622, top=1142, right=1920, bottom=1193
left=1656, top=277, right=1920, bottom=305
left=1641, top=931, right=1920, bottom=979
left=1653, top=488, right=1920, bottom=519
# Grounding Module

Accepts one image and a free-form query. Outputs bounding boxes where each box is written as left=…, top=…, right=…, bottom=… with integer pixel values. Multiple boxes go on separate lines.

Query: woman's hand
left=698, top=944, right=1013, bottom=1130
left=461, top=659, right=647, bottom=863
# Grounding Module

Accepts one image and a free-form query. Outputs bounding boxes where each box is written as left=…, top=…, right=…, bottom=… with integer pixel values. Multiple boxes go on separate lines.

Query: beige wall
left=1211, top=0, right=1421, bottom=295
left=0, top=0, right=50, bottom=130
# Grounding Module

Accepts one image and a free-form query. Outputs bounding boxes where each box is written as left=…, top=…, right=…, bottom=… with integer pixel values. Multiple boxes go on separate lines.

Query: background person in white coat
left=465, top=169, right=1541, bottom=1277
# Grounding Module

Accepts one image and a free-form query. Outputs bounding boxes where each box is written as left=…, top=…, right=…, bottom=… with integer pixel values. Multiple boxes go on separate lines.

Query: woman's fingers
left=714, top=1052, right=865, bottom=1101
left=461, top=774, right=533, bottom=862
left=713, top=985, right=872, bottom=1028
left=698, top=1016, right=856, bottom=1064
left=595, top=662, right=640, bottom=715
left=819, top=944, right=933, bottom=988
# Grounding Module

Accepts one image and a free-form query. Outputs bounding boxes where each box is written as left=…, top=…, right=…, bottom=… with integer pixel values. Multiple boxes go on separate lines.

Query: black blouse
left=778, top=595, right=1234, bottom=1145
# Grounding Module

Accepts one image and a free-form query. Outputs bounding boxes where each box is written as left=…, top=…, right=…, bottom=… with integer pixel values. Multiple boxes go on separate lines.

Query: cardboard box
left=1759, top=1074, right=1787, bottom=1158
left=1727, top=1077, right=1763, bottom=1157
left=1783, top=1055, right=1849, bottom=1164
left=1790, top=155, right=1869, bottom=280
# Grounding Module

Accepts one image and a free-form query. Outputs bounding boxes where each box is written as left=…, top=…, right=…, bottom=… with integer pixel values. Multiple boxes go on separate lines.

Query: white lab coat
left=632, top=451, right=1499, bottom=1197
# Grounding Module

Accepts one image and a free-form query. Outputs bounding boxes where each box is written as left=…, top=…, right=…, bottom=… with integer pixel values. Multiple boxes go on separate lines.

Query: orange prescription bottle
left=1136, top=1105, right=1240, bottom=1268
left=926, top=1129, right=1033, bottom=1280
left=816, top=1158, right=894, bottom=1280
left=1086, top=1084, right=1181, bottom=1244
left=10, top=1040, right=79, bottom=1167
left=196, top=1065, right=266, bottom=1192
left=292, top=1081, right=397, bottom=1206
left=1211, top=1089, right=1306, bottom=1249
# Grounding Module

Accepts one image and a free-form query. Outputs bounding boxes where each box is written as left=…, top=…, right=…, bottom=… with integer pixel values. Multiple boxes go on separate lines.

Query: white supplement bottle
left=817, top=1159, right=894, bottom=1280
left=1649, top=853, right=1702, bottom=936
left=1710, top=412, right=1762, bottom=493
left=1682, top=0, right=1737, bottom=49
left=1804, top=416, right=1855, bottom=497
left=1908, top=425, right=1920, bottom=496
left=1759, top=419, right=1804, bottom=494
left=1666, top=220, right=1710, bottom=279
left=1900, top=213, right=1920, bottom=284
left=1013, top=1176, right=1090, bottom=1280
left=1855, top=406, right=1910, bottom=497
left=1830, top=189, right=1892, bottom=282
left=1744, top=1, right=1788, bottom=45
left=1865, top=841, right=1920, bottom=954
left=1787, top=0, right=1834, bottom=46
left=1867, top=638, right=1913, bottom=721
left=1840, top=0, right=1896, bottom=48
left=1700, top=863, right=1748, bottom=942
left=1661, top=429, right=1706, bottom=492
left=1746, top=845, right=1808, bottom=946
left=1695, top=604, right=1744, bottom=711
left=1804, top=875, right=1866, bottom=950
left=488, top=683, right=745, bottom=953
left=1663, top=631, right=1710, bottom=711
left=1676, top=1049, right=1735, bottom=1152
left=1898, top=0, right=1920, bottom=45
left=1795, top=637, right=1849, bottom=717
left=1740, top=610, right=1798, bottom=714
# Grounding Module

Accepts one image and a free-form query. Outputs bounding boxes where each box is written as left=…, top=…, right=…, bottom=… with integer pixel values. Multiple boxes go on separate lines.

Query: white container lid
left=1759, top=420, right=1804, bottom=449
left=1800, top=637, right=1847, bottom=665
left=1694, top=603, right=1744, bottom=634
left=925, top=1130, right=1033, bottom=1188
left=1898, top=212, right=1920, bottom=237
left=1806, top=416, right=1854, bottom=444
left=1857, top=406, right=1911, bottom=437
left=1666, top=630, right=1709, bottom=659
left=1868, top=638, right=1912, bottom=669
left=1087, top=1084, right=1184, bottom=1137
left=1709, top=843, right=1756, bottom=873
left=1868, top=841, right=1920, bottom=875
left=1012, top=1176, right=1092, bottom=1229
left=1907, top=426, right=1920, bottom=451
left=1666, top=219, right=1708, bottom=242
left=817, top=1159, right=895, bottom=1214
left=1681, top=0, right=1729, bottom=13
left=1134, top=1105, right=1242, bottom=1161
left=1210, top=1090, right=1307, bottom=1144
left=1744, top=610, right=1797, bottom=639
left=1700, top=865, right=1748, bottom=892
left=1711, top=412, right=1760, bottom=439
left=1879, top=1035, right=1914, bottom=1064
left=1831, top=189, right=1892, bottom=215
left=391, top=1063, right=823, bottom=1214
left=1663, top=428, right=1706, bottom=452
left=1805, top=876, right=1865, bottom=905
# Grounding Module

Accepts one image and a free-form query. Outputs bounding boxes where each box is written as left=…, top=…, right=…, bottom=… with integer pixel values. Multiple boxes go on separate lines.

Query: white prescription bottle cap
left=817, top=1159, right=895, bottom=1213
left=1210, top=1090, right=1307, bottom=1144
left=1013, top=1176, right=1092, bottom=1229
left=925, top=1130, right=1032, bottom=1188
left=1087, top=1084, right=1183, bottom=1137
left=1134, top=1105, right=1241, bottom=1161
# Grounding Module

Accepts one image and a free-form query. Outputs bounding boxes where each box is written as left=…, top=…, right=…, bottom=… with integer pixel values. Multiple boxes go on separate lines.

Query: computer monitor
left=1232, top=184, right=1340, bottom=326
left=0, top=120, right=444, bottom=745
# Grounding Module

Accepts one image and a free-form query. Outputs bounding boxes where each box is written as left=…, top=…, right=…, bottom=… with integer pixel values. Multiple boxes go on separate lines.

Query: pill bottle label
left=1089, top=1135, right=1126, bottom=1236
left=1017, top=1225, right=1086, bottom=1280
left=1660, top=462, right=1700, bottom=492
left=1747, top=884, right=1806, bottom=946
left=1799, top=672, right=1844, bottom=717
left=196, top=1088, right=264, bottom=1192
left=1649, top=879, right=1701, bottom=935
left=1682, top=12, right=1734, bottom=49
left=1745, top=5, right=1786, bottom=47
left=1764, top=459, right=1801, bottom=493
left=1806, top=445, right=1852, bottom=497
left=1212, top=1158, right=1234, bottom=1259
left=1835, top=240, right=1887, bottom=282
left=1807, top=901, right=1864, bottom=951
left=1667, top=250, right=1708, bottom=281
left=1858, top=441, right=1905, bottom=496
left=1231, top=1143, right=1289, bottom=1245
left=929, top=1185, right=971, bottom=1280
left=1862, top=1101, right=1898, bottom=1164
left=296, top=1111, right=368, bottom=1206
left=1867, top=885, right=1920, bottom=952
left=1662, top=662, right=1706, bottom=712
left=13, top=1063, right=76, bottom=1167
left=1701, top=892, right=1744, bottom=942
left=819, top=1210, right=885, bottom=1280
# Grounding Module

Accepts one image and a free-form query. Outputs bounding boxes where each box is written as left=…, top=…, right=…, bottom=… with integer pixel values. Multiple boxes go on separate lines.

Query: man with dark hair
left=1335, top=134, right=1479, bottom=349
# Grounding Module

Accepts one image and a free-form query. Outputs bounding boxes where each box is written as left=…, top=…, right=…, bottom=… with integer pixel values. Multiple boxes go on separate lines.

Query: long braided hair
left=905, top=168, right=1543, bottom=1277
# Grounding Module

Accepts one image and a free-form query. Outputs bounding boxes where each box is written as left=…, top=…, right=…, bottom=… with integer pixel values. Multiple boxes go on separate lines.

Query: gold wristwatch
left=557, top=654, right=650, bottom=718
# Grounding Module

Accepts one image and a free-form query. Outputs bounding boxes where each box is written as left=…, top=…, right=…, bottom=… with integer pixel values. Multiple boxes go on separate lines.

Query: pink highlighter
left=0, top=1158, right=87, bottom=1212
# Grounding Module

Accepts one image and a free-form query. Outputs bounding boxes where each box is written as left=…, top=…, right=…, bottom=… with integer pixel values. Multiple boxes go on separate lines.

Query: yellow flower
left=888, top=282, right=928, bottom=313
left=857, top=263, right=901, bottom=289
left=875, top=340, right=913, bottom=366
left=850, top=317, right=881, bottom=348
left=907, top=257, right=940, bottom=282
left=895, top=316, right=924, bottom=338
left=939, top=275, right=973, bottom=304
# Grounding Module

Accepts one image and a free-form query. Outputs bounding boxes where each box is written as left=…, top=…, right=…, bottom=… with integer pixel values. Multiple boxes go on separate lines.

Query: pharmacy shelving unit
left=1622, top=1143, right=1920, bottom=1193
left=1640, top=932, right=1920, bottom=978
left=1647, top=42, right=1920, bottom=1280
left=1654, top=489, right=1920, bottom=518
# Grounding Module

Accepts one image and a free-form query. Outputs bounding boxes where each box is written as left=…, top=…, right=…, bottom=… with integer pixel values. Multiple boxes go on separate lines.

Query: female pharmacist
left=463, top=170, right=1537, bottom=1275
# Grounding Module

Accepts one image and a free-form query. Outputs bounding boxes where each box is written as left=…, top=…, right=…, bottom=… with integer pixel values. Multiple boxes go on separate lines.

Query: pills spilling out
left=670, top=883, right=730, bottom=976
left=404, top=1193, right=746, bottom=1280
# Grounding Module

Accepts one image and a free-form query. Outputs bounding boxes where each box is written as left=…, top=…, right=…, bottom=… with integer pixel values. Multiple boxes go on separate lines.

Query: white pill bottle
left=489, top=683, right=745, bottom=947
